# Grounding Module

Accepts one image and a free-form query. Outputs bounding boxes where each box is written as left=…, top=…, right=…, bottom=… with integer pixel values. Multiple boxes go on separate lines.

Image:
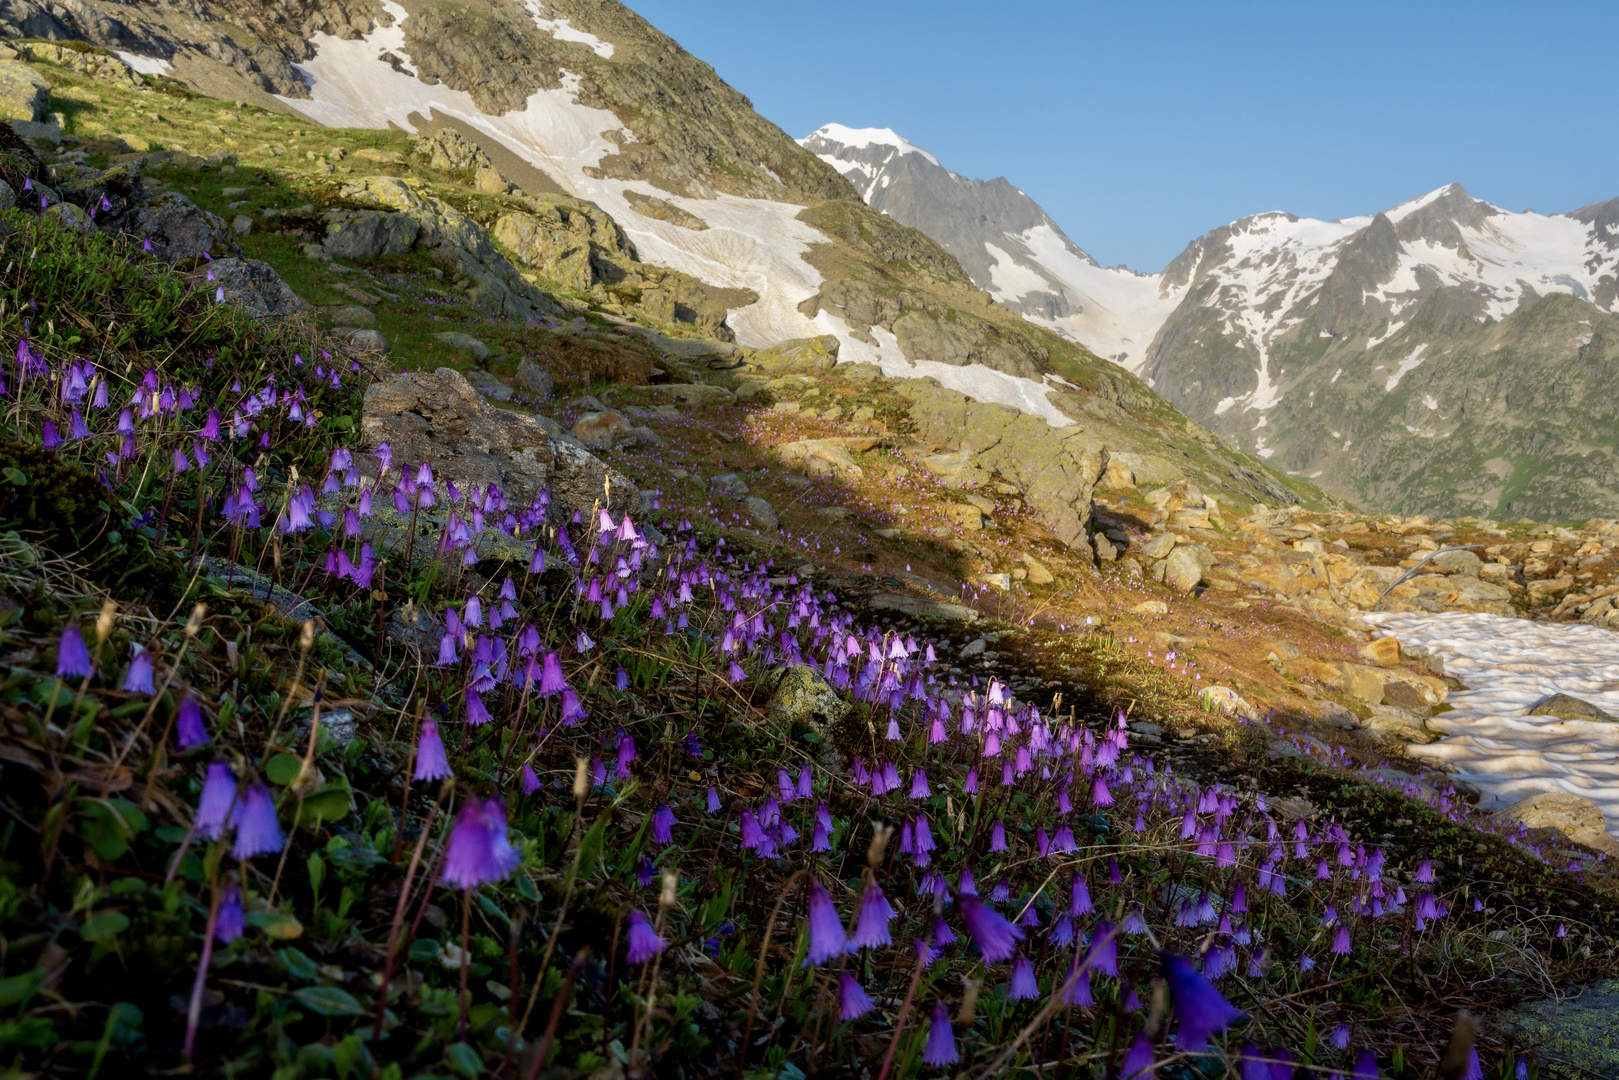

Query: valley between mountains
left=0, top=3, right=1614, bottom=1079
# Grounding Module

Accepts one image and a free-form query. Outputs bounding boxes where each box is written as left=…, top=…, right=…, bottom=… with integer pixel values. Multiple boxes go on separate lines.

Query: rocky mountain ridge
left=804, top=123, right=1619, bottom=521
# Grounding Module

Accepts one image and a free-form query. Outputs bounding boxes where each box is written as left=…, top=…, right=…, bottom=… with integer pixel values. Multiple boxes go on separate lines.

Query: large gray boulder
left=114, top=190, right=233, bottom=262
left=361, top=367, right=637, bottom=524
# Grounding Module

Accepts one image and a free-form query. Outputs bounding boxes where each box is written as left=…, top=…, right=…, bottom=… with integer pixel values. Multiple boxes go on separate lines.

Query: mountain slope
left=1143, top=185, right=1619, bottom=519
left=801, top=123, right=1179, bottom=370
left=804, top=127, right=1619, bottom=520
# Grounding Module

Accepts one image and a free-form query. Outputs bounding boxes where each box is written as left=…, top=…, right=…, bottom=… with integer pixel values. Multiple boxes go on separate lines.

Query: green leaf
left=275, top=947, right=320, bottom=982
left=408, top=938, right=441, bottom=963
left=298, top=787, right=352, bottom=827
left=2, top=467, right=26, bottom=486
left=292, top=985, right=362, bottom=1017
left=265, top=753, right=302, bottom=786
left=0, top=970, right=43, bottom=1007
left=445, top=1041, right=483, bottom=1077
left=245, top=910, right=303, bottom=940
left=514, top=873, right=537, bottom=902
left=79, top=911, right=130, bottom=942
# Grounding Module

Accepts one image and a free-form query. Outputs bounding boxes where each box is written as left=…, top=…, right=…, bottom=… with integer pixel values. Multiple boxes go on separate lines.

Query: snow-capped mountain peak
left=800, top=122, right=1181, bottom=370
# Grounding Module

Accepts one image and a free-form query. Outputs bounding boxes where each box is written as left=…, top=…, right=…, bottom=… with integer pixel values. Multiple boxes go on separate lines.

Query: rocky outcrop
left=747, top=335, right=839, bottom=374
left=0, top=59, right=48, bottom=121
left=361, top=367, right=637, bottom=525
left=493, top=191, right=742, bottom=338
left=340, top=177, right=559, bottom=319
left=322, top=209, right=420, bottom=260
left=896, top=379, right=1101, bottom=557
left=799, top=276, right=1047, bottom=381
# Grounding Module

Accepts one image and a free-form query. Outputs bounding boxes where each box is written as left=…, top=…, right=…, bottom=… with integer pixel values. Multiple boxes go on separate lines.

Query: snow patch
left=116, top=51, right=172, bottom=76
left=274, top=7, right=1071, bottom=424
left=1384, top=343, right=1429, bottom=391
left=520, top=2, right=615, bottom=56
left=1363, top=611, right=1619, bottom=838
left=1010, top=224, right=1183, bottom=373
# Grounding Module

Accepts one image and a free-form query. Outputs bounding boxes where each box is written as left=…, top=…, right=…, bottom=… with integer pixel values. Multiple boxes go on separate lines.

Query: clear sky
left=623, top=0, right=1618, bottom=272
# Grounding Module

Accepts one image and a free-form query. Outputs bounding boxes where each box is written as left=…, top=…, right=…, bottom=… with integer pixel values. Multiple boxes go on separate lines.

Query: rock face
left=340, top=177, right=559, bottom=319
left=493, top=191, right=743, bottom=338
left=193, top=258, right=309, bottom=320
left=361, top=367, right=637, bottom=524
left=798, top=275, right=1048, bottom=381
left=896, top=379, right=1102, bottom=557
left=0, top=60, right=48, bottom=121
left=322, top=209, right=420, bottom=259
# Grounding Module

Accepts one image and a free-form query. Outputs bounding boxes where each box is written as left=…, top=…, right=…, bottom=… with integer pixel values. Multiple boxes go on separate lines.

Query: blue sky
left=625, top=0, right=1618, bottom=271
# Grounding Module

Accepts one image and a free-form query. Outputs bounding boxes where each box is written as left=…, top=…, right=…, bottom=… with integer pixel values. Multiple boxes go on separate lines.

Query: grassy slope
left=0, top=47, right=1610, bottom=1080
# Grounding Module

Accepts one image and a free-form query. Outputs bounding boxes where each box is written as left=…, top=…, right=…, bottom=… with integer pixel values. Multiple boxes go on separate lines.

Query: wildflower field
left=0, top=194, right=1615, bottom=1080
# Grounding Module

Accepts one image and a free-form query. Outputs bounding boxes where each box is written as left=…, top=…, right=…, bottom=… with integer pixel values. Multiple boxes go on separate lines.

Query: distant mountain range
left=803, top=125, right=1619, bottom=521
left=799, top=124, right=1177, bottom=371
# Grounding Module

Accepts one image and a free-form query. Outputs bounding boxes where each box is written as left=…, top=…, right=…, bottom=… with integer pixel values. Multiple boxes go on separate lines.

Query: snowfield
left=1362, top=611, right=1619, bottom=841
left=275, top=7, right=1067, bottom=421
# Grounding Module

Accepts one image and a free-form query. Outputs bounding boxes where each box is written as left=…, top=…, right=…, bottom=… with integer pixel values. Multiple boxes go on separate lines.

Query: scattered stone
left=868, top=594, right=979, bottom=624
left=342, top=329, right=389, bottom=354
left=434, top=331, right=492, bottom=361
left=874, top=528, right=902, bottom=539
left=1138, top=533, right=1178, bottom=561
left=1200, top=685, right=1259, bottom=722
left=959, top=638, right=987, bottom=658
left=946, top=504, right=984, bottom=531
left=462, top=368, right=513, bottom=402
left=514, top=358, right=553, bottom=399
left=1131, top=600, right=1169, bottom=616
left=42, top=201, right=92, bottom=233
left=1529, top=694, right=1615, bottom=722
left=1492, top=790, right=1619, bottom=857
left=1102, top=457, right=1136, bottom=488
left=1021, top=553, right=1055, bottom=585
left=1337, top=662, right=1388, bottom=703
left=1162, top=548, right=1203, bottom=593
left=650, top=382, right=735, bottom=406
left=709, top=473, right=749, bottom=497
left=0, top=61, right=48, bottom=122
left=322, top=304, right=376, bottom=328
left=766, top=665, right=849, bottom=736
left=231, top=213, right=252, bottom=237
left=981, top=573, right=1011, bottom=592
left=744, top=497, right=778, bottom=531
left=105, top=190, right=233, bottom=262
left=774, top=439, right=863, bottom=481
left=1359, top=637, right=1402, bottom=667
left=362, top=366, right=637, bottom=522
left=1357, top=705, right=1438, bottom=744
